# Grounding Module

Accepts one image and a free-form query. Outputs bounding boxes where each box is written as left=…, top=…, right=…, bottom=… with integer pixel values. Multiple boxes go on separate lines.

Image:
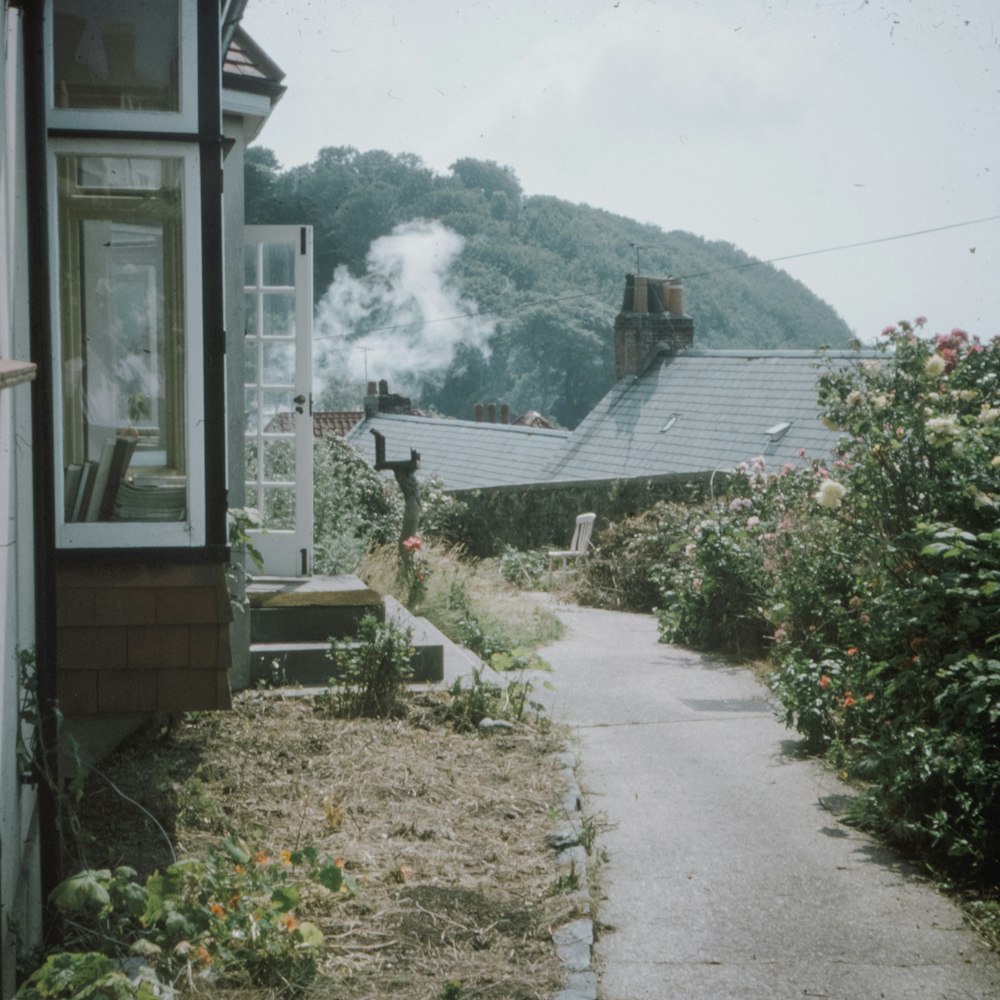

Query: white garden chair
left=547, top=512, right=597, bottom=585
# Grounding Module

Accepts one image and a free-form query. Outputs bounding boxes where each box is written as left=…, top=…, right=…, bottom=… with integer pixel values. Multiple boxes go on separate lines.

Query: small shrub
left=497, top=545, right=549, bottom=589
left=439, top=667, right=545, bottom=731
left=324, top=615, right=414, bottom=718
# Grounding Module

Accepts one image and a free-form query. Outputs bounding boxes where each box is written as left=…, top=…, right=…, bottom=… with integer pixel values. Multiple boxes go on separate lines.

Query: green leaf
left=141, top=874, right=165, bottom=926
left=315, top=861, right=343, bottom=893
left=297, top=921, right=325, bottom=947
left=49, top=870, right=112, bottom=911
left=270, top=885, right=300, bottom=912
left=222, top=835, right=252, bottom=864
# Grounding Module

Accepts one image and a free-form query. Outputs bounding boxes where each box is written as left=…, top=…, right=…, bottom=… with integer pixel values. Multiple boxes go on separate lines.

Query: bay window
left=52, top=144, right=204, bottom=546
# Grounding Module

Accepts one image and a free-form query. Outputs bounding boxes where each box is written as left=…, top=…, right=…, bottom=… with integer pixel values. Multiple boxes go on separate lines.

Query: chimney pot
left=634, top=275, right=649, bottom=315
left=367, top=380, right=377, bottom=395
left=487, top=403, right=497, bottom=423
left=378, top=379, right=389, bottom=396
left=474, top=403, right=483, bottom=422
left=668, top=280, right=685, bottom=317
left=500, top=403, right=510, bottom=424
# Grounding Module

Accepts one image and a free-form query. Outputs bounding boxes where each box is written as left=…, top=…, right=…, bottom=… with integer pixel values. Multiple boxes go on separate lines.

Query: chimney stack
left=364, top=379, right=413, bottom=417
left=613, top=273, right=694, bottom=380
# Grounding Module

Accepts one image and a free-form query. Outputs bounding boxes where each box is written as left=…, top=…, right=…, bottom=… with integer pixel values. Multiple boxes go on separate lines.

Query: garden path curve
left=531, top=597, right=1000, bottom=1000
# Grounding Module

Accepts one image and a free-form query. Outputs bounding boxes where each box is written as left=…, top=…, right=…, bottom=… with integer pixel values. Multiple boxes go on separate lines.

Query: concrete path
left=533, top=598, right=1000, bottom=1000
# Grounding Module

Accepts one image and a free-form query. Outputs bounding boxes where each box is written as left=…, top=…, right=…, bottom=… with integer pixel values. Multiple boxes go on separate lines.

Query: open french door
left=243, top=225, right=313, bottom=576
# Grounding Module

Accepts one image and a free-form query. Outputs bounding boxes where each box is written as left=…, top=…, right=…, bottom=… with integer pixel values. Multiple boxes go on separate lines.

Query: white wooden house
left=0, top=3, right=299, bottom=991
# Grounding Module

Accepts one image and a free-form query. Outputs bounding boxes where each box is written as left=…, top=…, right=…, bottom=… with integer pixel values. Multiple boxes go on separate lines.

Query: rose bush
left=580, top=320, right=1000, bottom=884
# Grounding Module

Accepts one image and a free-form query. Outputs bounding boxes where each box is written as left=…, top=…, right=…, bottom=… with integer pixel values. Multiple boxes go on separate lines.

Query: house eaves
left=222, top=26, right=286, bottom=141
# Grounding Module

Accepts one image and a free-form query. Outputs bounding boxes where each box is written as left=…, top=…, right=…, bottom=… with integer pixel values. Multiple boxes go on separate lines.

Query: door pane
left=262, top=341, right=295, bottom=385
left=263, top=487, right=296, bottom=530
left=262, top=243, right=295, bottom=286
left=263, top=438, right=295, bottom=481
left=263, top=292, right=296, bottom=338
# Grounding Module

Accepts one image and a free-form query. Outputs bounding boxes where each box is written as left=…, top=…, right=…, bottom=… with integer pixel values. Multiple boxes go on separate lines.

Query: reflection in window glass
left=57, top=153, right=187, bottom=523
left=53, top=0, right=181, bottom=112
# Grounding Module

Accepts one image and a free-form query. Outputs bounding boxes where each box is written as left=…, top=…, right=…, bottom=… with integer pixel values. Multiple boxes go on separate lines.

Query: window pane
left=58, top=153, right=188, bottom=523
left=262, top=341, right=295, bottom=385
left=53, top=1, right=181, bottom=112
left=263, top=487, right=296, bottom=530
left=263, top=293, right=295, bottom=338
left=263, top=438, right=295, bottom=481
left=262, top=243, right=295, bottom=286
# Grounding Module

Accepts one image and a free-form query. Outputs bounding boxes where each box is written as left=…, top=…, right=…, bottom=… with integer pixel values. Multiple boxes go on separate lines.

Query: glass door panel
left=243, top=226, right=313, bottom=576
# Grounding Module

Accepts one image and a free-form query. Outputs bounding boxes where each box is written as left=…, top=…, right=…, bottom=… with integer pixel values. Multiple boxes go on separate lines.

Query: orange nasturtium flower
left=254, top=850, right=270, bottom=865
left=845, top=647, right=858, bottom=657
left=819, top=675, right=831, bottom=690
left=197, top=945, right=212, bottom=967
left=843, top=694, right=856, bottom=708
left=209, top=903, right=226, bottom=918
left=280, top=849, right=293, bottom=866
left=282, top=913, right=299, bottom=932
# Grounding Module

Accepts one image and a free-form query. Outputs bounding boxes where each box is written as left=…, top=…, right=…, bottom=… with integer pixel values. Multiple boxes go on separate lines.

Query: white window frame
left=48, top=137, right=205, bottom=548
left=45, top=0, right=198, bottom=134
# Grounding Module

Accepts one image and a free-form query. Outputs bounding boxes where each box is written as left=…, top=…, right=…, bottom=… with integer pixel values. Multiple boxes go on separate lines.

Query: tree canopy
left=247, top=147, right=853, bottom=428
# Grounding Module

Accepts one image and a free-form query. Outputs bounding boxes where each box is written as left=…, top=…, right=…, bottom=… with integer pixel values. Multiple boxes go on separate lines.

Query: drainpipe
left=23, top=0, right=63, bottom=919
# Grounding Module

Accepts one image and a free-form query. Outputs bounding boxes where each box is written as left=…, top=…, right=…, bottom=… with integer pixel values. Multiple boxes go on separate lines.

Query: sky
left=240, top=0, right=1000, bottom=344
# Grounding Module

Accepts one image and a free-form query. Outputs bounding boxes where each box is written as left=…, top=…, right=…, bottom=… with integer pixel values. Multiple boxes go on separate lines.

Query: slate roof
left=545, top=349, right=862, bottom=482
left=344, top=413, right=570, bottom=491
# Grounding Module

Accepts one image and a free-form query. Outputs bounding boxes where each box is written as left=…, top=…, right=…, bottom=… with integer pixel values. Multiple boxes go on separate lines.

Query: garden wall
left=447, top=471, right=727, bottom=556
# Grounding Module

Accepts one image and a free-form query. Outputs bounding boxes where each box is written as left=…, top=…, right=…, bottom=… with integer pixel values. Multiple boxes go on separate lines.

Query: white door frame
left=243, top=225, right=313, bottom=576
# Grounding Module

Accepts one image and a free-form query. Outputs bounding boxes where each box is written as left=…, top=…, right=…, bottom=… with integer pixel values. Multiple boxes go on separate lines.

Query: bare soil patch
left=75, top=690, right=578, bottom=999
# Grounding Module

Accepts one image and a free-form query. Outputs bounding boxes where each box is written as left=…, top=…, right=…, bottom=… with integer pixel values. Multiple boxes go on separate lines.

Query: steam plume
left=313, top=220, right=493, bottom=398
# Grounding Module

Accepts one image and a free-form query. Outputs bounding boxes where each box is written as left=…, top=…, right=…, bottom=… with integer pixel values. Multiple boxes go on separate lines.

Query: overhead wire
left=314, top=212, right=1000, bottom=345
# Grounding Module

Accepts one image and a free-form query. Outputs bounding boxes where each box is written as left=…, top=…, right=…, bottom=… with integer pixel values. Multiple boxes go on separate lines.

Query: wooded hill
left=246, top=147, right=853, bottom=428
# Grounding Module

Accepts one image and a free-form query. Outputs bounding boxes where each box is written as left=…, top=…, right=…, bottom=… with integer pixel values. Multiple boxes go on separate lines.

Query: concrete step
left=248, top=573, right=384, bottom=643
left=250, top=639, right=444, bottom=686
left=247, top=575, right=445, bottom=688
left=250, top=603, right=384, bottom=643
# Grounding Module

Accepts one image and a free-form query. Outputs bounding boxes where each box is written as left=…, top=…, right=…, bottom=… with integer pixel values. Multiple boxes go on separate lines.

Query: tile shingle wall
left=55, top=562, right=233, bottom=715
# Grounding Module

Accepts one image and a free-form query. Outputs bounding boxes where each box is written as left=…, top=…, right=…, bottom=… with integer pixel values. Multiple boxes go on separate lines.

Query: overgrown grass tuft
left=358, top=542, right=563, bottom=659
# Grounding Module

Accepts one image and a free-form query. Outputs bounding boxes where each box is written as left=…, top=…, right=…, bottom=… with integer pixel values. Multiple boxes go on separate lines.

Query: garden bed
left=72, top=690, right=576, bottom=999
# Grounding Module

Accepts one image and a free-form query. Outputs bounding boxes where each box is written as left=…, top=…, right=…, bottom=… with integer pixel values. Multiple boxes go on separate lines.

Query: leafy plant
left=497, top=545, right=549, bottom=589
left=19, top=838, right=345, bottom=998
left=324, top=615, right=415, bottom=718
left=439, top=666, right=546, bottom=731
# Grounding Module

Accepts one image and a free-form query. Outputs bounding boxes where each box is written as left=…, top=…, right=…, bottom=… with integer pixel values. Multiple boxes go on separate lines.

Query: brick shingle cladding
left=55, top=562, right=233, bottom=715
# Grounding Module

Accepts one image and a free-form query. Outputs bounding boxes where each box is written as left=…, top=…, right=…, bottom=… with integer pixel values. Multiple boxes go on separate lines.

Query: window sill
left=0, top=359, right=37, bottom=391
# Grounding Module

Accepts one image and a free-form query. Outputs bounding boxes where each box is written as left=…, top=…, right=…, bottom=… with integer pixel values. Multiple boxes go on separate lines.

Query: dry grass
left=357, top=544, right=564, bottom=655
left=75, top=690, right=579, bottom=1000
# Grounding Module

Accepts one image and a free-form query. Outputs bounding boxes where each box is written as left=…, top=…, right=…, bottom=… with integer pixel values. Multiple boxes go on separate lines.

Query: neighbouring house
left=545, top=275, right=854, bottom=483
left=267, top=409, right=365, bottom=438
left=345, top=275, right=858, bottom=500
left=345, top=383, right=570, bottom=491
left=0, top=4, right=287, bottom=992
